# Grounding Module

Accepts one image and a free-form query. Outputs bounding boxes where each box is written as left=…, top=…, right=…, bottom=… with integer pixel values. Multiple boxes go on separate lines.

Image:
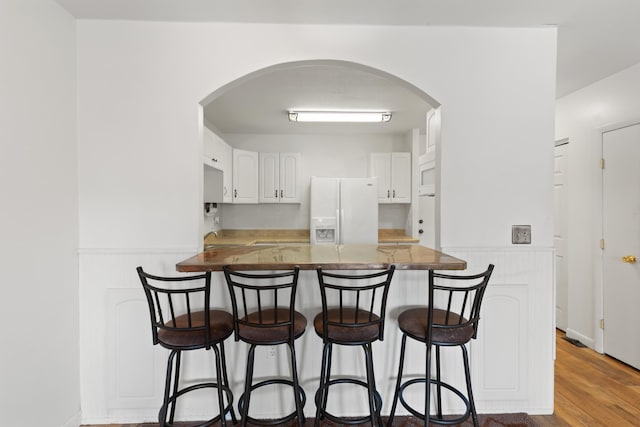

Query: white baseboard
left=61, top=411, right=82, bottom=427
left=565, top=328, right=595, bottom=349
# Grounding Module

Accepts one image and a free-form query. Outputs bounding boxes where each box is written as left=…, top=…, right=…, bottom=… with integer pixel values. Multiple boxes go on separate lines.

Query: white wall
left=220, top=132, right=411, bottom=229
left=75, top=21, right=556, bottom=421
left=0, top=1, right=80, bottom=426
left=556, top=62, right=640, bottom=351
left=76, top=22, right=556, bottom=250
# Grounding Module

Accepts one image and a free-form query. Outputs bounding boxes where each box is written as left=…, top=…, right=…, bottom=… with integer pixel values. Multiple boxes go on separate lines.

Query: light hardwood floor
left=84, top=330, right=640, bottom=426
left=531, top=330, right=640, bottom=426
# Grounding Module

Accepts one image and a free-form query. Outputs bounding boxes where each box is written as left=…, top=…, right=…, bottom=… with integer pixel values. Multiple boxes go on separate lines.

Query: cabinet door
left=391, top=152, right=411, bottom=203
left=259, top=152, right=279, bottom=203
left=369, top=152, right=392, bottom=203
left=203, top=163, right=222, bottom=203
left=203, top=127, right=215, bottom=159
left=279, top=152, right=300, bottom=203
left=222, top=142, right=233, bottom=203
left=232, top=148, right=259, bottom=204
left=203, top=127, right=225, bottom=171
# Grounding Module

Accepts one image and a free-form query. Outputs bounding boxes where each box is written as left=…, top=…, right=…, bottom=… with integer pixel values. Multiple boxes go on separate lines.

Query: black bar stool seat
left=398, top=307, right=476, bottom=345
left=158, top=310, right=234, bottom=348
left=239, top=308, right=307, bottom=344
left=313, top=308, right=382, bottom=343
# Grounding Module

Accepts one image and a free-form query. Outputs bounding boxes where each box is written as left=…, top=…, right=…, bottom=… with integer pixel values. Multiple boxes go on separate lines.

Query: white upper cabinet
left=369, top=152, right=411, bottom=204
left=259, top=152, right=301, bottom=203
left=419, top=107, right=440, bottom=166
left=370, top=153, right=392, bottom=202
left=221, top=143, right=233, bottom=203
left=232, top=148, right=259, bottom=204
left=203, top=127, right=228, bottom=171
left=203, top=127, right=233, bottom=202
left=391, top=152, right=411, bottom=203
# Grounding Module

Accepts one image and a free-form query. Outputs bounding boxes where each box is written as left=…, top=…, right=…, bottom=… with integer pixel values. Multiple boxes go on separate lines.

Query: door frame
left=554, top=138, right=569, bottom=332
left=597, top=118, right=640, bottom=354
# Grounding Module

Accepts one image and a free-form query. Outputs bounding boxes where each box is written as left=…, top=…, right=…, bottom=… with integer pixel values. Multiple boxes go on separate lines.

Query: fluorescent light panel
left=288, top=110, right=392, bottom=123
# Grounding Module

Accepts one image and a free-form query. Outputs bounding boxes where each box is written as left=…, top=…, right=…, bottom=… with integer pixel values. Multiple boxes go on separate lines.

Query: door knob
left=622, top=255, right=637, bottom=264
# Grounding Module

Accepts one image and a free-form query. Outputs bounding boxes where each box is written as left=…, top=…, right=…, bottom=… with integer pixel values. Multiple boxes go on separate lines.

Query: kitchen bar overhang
left=177, top=244, right=466, bottom=272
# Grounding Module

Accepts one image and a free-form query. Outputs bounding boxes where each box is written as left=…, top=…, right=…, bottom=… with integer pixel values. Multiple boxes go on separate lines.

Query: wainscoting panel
left=442, top=247, right=555, bottom=414
left=80, top=249, right=201, bottom=423
left=106, top=289, right=157, bottom=406
left=477, top=285, right=528, bottom=397
left=79, top=247, right=555, bottom=423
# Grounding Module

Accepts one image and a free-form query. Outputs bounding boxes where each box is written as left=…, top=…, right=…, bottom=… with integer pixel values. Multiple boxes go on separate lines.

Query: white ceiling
left=203, top=63, right=436, bottom=135
left=55, top=0, right=640, bottom=135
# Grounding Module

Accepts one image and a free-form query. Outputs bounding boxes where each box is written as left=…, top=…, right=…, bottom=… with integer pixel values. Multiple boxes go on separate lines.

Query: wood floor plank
left=532, top=330, right=640, bottom=426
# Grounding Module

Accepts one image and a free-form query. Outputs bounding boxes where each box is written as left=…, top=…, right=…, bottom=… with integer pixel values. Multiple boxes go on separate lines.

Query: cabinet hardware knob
left=622, top=255, right=637, bottom=264
left=275, top=190, right=278, bottom=197
left=387, top=190, right=390, bottom=198
left=393, top=189, right=396, bottom=198
left=419, top=219, right=423, bottom=224
left=234, top=189, right=237, bottom=198
left=419, top=229, right=424, bottom=234
left=280, top=189, right=283, bottom=198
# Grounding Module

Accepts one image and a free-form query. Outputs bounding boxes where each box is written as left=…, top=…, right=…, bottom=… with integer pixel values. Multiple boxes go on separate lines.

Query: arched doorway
left=199, top=60, right=442, bottom=245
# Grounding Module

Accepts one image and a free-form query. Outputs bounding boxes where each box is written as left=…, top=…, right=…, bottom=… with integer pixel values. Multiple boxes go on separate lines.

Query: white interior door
left=603, top=123, right=640, bottom=369
left=554, top=141, right=569, bottom=331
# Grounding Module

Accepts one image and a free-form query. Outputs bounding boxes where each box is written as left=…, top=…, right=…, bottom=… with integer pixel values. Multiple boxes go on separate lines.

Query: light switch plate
left=512, top=225, right=532, bottom=244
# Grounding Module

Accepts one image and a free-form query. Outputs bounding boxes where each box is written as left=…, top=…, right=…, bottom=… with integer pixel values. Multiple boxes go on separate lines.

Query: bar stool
left=223, top=266, right=307, bottom=427
left=136, top=266, right=236, bottom=427
left=313, top=266, right=396, bottom=427
left=388, top=264, right=494, bottom=427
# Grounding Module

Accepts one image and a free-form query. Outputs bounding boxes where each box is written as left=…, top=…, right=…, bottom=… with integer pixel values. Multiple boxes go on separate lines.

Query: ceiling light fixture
left=288, top=110, right=392, bottom=123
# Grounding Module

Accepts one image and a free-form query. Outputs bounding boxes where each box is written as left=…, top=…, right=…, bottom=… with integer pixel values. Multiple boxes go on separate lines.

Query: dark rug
left=103, top=413, right=538, bottom=427
left=391, top=413, right=537, bottom=426
left=561, top=336, right=587, bottom=348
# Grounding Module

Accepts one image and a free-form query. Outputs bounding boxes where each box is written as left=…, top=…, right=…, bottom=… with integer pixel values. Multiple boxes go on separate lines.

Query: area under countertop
left=203, top=228, right=418, bottom=248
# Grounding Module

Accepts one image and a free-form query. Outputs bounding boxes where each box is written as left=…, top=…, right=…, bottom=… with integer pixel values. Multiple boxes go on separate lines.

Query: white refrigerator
left=310, top=177, right=379, bottom=244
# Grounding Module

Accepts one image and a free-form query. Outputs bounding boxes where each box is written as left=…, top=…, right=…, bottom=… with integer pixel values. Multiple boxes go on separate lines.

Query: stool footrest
left=396, top=378, right=471, bottom=426
left=238, top=378, right=307, bottom=426
left=162, top=382, right=235, bottom=427
left=315, top=378, right=383, bottom=425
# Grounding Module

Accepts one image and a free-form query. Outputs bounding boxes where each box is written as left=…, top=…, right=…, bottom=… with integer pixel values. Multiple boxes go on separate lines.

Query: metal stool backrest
left=430, top=264, right=494, bottom=343
left=136, top=266, right=213, bottom=350
left=223, top=266, right=300, bottom=342
left=316, top=266, right=396, bottom=343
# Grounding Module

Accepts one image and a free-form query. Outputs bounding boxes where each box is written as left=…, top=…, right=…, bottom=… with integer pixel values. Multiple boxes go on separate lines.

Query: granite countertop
left=203, top=228, right=418, bottom=249
left=178, top=244, right=465, bottom=272
left=378, top=229, right=420, bottom=243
